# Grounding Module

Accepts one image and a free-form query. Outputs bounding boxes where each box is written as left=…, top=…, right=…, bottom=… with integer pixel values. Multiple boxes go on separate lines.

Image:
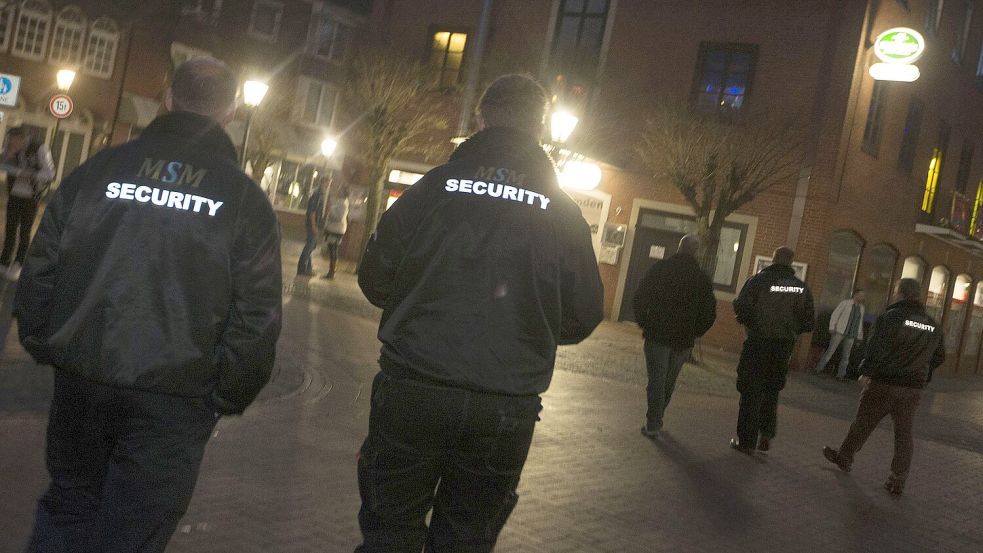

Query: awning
left=118, top=93, right=161, bottom=128
left=915, top=224, right=983, bottom=257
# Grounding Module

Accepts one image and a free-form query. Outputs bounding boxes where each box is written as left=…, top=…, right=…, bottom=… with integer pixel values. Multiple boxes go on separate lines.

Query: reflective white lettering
left=106, top=182, right=121, bottom=199
left=442, top=178, right=552, bottom=210
left=151, top=188, right=168, bottom=206
left=473, top=181, right=487, bottom=194
left=167, top=192, right=185, bottom=209
left=503, top=186, right=518, bottom=200
left=205, top=198, right=224, bottom=216
left=445, top=179, right=459, bottom=192
left=904, top=320, right=935, bottom=332
left=191, top=196, right=207, bottom=213
left=183, top=195, right=192, bottom=210
left=459, top=179, right=473, bottom=193
left=539, top=196, right=551, bottom=210
left=104, top=182, right=223, bottom=217
left=135, top=186, right=152, bottom=203
left=488, top=183, right=503, bottom=197
left=119, top=183, right=137, bottom=200
left=770, top=285, right=805, bottom=293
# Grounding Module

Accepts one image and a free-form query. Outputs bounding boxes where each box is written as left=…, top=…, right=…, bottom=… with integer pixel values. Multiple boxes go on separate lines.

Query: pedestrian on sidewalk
left=297, top=175, right=328, bottom=277
left=321, top=183, right=349, bottom=279
left=357, top=74, right=603, bottom=552
left=731, top=246, right=814, bottom=453
left=0, top=126, right=54, bottom=281
left=823, top=278, right=944, bottom=496
left=633, top=233, right=716, bottom=438
left=14, top=58, right=282, bottom=553
left=814, top=289, right=865, bottom=379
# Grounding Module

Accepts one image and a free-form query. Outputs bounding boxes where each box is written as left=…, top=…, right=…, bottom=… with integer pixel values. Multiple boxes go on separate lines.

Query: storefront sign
left=565, top=188, right=611, bottom=258
left=873, top=28, right=926, bottom=64
left=0, top=73, right=21, bottom=107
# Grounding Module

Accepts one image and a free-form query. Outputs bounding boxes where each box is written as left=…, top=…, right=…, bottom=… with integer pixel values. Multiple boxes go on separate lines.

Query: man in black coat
left=823, top=278, right=944, bottom=495
left=15, top=58, right=282, bottom=552
left=356, top=74, right=603, bottom=552
left=731, top=246, right=814, bottom=453
left=633, top=233, right=716, bottom=437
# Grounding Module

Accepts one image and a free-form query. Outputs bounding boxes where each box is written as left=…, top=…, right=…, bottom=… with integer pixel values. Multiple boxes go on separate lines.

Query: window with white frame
left=12, top=0, right=53, bottom=60
left=49, top=6, right=86, bottom=66
left=294, top=77, right=338, bottom=128
left=83, top=17, right=119, bottom=79
left=170, top=42, right=212, bottom=69
left=0, top=3, right=16, bottom=52
left=249, top=0, right=282, bottom=42
left=308, top=11, right=352, bottom=63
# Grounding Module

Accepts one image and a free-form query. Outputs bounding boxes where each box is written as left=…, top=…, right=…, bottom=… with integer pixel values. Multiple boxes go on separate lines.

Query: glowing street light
left=240, top=80, right=269, bottom=168
left=320, top=136, right=338, bottom=158
left=550, top=110, right=579, bottom=144
left=558, top=159, right=602, bottom=191
left=56, top=69, right=76, bottom=91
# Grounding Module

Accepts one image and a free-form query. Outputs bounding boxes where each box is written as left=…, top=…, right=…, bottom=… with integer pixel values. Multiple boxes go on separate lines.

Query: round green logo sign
left=874, top=28, right=925, bottom=64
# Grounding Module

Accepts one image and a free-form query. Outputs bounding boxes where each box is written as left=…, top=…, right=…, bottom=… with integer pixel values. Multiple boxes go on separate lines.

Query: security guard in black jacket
left=823, top=278, right=944, bottom=495
left=15, top=58, right=282, bottom=552
left=731, top=246, right=814, bottom=453
left=357, top=74, right=603, bottom=552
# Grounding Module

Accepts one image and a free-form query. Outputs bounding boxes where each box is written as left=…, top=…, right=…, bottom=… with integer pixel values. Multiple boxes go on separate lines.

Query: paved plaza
left=2, top=240, right=983, bottom=552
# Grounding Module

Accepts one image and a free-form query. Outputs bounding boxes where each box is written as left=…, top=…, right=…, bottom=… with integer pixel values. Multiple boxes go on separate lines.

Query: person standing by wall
left=633, top=233, right=716, bottom=438
left=0, top=126, right=55, bottom=281
left=297, top=175, right=328, bottom=277
left=322, top=184, right=349, bottom=279
left=814, top=289, right=866, bottom=379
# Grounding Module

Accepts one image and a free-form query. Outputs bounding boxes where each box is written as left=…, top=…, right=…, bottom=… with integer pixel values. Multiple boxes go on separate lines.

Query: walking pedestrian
left=356, top=74, right=603, bottom=552
left=633, top=233, right=716, bottom=438
left=0, top=126, right=55, bottom=281
left=15, top=57, right=282, bottom=553
left=298, top=175, right=328, bottom=277
left=321, top=184, right=349, bottom=279
left=814, top=289, right=866, bottom=379
left=823, top=278, right=944, bottom=496
left=730, top=246, right=814, bottom=453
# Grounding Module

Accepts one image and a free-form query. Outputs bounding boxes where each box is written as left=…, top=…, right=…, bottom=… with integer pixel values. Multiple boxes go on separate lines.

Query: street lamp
left=240, top=79, right=269, bottom=168
left=548, top=108, right=602, bottom=191
left=320, top=136, right=338, bottom=158
left=550, top=110, right=579, bottom=144
left=56, top=69, right=76, bottom=91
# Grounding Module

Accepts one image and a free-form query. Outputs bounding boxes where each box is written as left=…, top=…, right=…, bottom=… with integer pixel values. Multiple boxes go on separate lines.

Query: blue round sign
left=0, top=77, right=12, bottom=95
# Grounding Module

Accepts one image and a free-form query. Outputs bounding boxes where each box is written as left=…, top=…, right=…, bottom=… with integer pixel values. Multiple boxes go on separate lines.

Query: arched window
left=945, top=274, right=972, bottom=354
left=818, top=230, right=864, bottom=309
left=961, top=282, right=983, bottom=373
left=83, top=17, right=118, bottom=79
left=926, top=265, right=951, bottom=322
left=12, top=0, right=52, bottom=60
left=862, top=244, right=897, bottom=315
left=901, top=255, right=927, bottom=283
left=49, top=6, right=85, bottom=66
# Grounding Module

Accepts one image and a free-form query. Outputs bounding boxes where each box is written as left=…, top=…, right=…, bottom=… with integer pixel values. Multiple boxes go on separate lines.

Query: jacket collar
left=763, top=263, right=796, bottom=277
left=140, top=111, right=238, bottom=162
left=887, top=299, right=925, bottom=313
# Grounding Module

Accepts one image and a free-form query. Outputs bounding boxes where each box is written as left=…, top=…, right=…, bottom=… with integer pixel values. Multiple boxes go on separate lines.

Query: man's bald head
left=166, top=57, right=237, bottom=124
left=773, top=246, right=795, bottom=266
left=678, top=233, right=700, bottom=257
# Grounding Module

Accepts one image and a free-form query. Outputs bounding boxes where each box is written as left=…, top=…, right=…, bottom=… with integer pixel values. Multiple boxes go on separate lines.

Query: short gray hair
left=170, top=57, right=237, bottom=120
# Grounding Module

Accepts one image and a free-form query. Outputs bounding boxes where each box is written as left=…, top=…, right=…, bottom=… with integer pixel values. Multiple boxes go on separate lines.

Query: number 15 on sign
left=49, top=94, right=73, bottom=119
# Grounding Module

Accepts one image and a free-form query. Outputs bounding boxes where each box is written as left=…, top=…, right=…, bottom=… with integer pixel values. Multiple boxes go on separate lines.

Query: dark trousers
left=2, top=196, right=39, bottom=265
left=297, top=232, right=318, bottom=274
left=837, top=379, right=921, bottom=479
left=735, top=337, right=795, bottom=446
left=355, top=371, right=542, bottom=553
left=644, top=340, right=691, bottom=430
left=26, top=371, right=218, bottom=553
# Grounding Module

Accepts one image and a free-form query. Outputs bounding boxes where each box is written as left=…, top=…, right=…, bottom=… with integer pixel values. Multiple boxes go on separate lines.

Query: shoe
left=822, top=446, right=851, bottom=472
left=884, top=474, right=904, bottom=496
left=758, top=436, right=771, bottom=452
left=729, top=438, right=754, bottom=454
left=640, top=425, right=660, bottom=439
left=321, top=272, right=335, bottom=280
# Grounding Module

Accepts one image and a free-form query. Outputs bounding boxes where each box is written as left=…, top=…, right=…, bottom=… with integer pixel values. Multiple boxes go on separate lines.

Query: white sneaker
left=4, top=262, right=21, bottom=281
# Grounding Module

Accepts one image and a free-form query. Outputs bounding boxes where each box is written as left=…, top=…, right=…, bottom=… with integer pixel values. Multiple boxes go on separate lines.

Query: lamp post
left=549, top=108, right=602, bottom=191
left=240, top=79, right=269, bottom=169
left=51, top=69, right=76, bottom=149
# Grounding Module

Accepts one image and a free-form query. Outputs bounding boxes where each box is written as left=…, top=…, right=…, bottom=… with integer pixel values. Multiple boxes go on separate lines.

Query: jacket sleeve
left=695, top=273, right=717, bottom=336
left=859, top=313, right=897, bottom=375
left=13, top=167, right=80, bottom=364
left=211, top=188, right=283, bottom=415
left=733, top=275, right=760, bottom=327
left=558, top=215, right=604, bottom=345
left=632, top=264, right=658, bottom=328
left=358, top=176, right=431, bottom=308
left=798, top=288, right=816, bottom=334
left=926, top=331, right=945, bottom=382
left=829, top=300, right=847, bottom=332
left=858, top=305, right=865, bottom=340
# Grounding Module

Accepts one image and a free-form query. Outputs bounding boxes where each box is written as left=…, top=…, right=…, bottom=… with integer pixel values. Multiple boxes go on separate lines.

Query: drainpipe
left=455, top=0, right=493, bottom=138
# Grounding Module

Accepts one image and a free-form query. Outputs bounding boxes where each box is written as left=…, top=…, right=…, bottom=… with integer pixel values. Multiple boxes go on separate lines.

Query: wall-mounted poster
left=753, top=255, right=808, bottom=281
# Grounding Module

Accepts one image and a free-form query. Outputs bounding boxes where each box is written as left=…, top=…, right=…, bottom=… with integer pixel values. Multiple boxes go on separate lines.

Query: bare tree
left=636, top=101, right=806, bottom=274
left=343, top=46, right=447, bottom=264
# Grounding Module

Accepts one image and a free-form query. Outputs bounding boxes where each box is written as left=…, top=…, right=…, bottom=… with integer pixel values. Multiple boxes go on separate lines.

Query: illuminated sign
left=873, top=28, right=926, bottom=64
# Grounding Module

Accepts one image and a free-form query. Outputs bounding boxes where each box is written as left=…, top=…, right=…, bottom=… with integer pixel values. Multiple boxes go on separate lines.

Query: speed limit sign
left=49, top=94, right=73, bottom=119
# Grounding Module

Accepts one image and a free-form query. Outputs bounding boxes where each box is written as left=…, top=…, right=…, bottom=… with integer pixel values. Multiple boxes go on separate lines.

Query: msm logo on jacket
left=138, top=158, right=207, bottom=188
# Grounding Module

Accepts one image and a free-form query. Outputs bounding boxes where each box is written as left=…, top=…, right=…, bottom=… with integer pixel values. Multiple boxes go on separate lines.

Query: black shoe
left=758, top=436, right=771, bottom=452
left=729, top=438, right=754, bottom=454
left=884, top=474, right=904, bottom=496
left=823, top=446, right=851, bottom=472
left=640, top=425, right=660, bottom=439
left=321, top=271, right=335, bottom=280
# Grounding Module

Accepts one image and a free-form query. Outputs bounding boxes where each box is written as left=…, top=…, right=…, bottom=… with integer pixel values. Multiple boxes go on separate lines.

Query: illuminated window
left=926, top=265, right=951, bottom=322
left=83, top=18, right=119, bottom=79
left=922, top=122, right=951, bottom=214
left=953, top=1, right=973, bottom=63
left=49, top=6, right=85, bottom=66
left=692, top=42, right=758, bottom=113
left=430, top=31, right=467, bottom=87
left=249, top=0, right=282, bottom=43
left=550, top=0, right=610, bottom=85
left=862, top=80, right=888, bottom=156
left=945, top=274, right=972, bottom=354
left=0, top=3, right=16, bottom=52
left=955, top=141, right=974, bottom=193
left=12, top=0, right=52, bottom=60
left=898, top=97, right=923, bottom=173
left=972, top=180, right=983, bottom=235
left=925, top=0, right=945, bottom=35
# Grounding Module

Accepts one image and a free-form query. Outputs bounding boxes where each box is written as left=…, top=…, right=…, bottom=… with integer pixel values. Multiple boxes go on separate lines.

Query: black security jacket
left=632, top=253, right=716, bottom=348
left=733, top=263, right=815, bottom=341
left=14, top=111, right=282, bottom=414
left=860, top=300, right=944, bottom=388
left=359, top=126, right=604, bottom=396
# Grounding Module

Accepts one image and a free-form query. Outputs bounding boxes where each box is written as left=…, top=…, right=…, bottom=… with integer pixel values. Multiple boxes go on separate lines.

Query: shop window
left=272, top=159, right=319, bottom=211
left=12, top=0, right=52, bottom=61
left=83, top=18, right=119, bottom=79
left=862, top=244, right=897, bottom=315
left=901, top=256, right=927, bottom=283
left=862, top=80, right=888, bottom=156
left=692, top=42, right=758, bottom=113
left=898, top=97, right=923, bottom=174
left=926, top=265, right=951, bottom=322
left=49, top=6, right=85, bottom=66
left=960, top=282, right=983, bottom=371
left=952, top=0, right=973, bottom=64
left=945, top=274, right=972, bottom=354
left=430, top=30, right=467, bottom=87
left=818, top=231, right=864, bottom=310
left=550, top=0, right=610, bottom=87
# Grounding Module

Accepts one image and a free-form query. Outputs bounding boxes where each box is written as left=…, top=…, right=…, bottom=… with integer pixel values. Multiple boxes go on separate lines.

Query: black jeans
left=26, top=371, right=218, bottom=553
left=2, top=195, right=39, bottom=265
left=838, top=379, right=921, bottom=479
left=355, top=371, right=542, bottom=553
left=735, top=337, right=795, bottom=446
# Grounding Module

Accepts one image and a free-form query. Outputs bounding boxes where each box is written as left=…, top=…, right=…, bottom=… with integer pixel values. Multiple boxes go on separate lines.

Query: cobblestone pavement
left=2, top=241, right=982, bottom=552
